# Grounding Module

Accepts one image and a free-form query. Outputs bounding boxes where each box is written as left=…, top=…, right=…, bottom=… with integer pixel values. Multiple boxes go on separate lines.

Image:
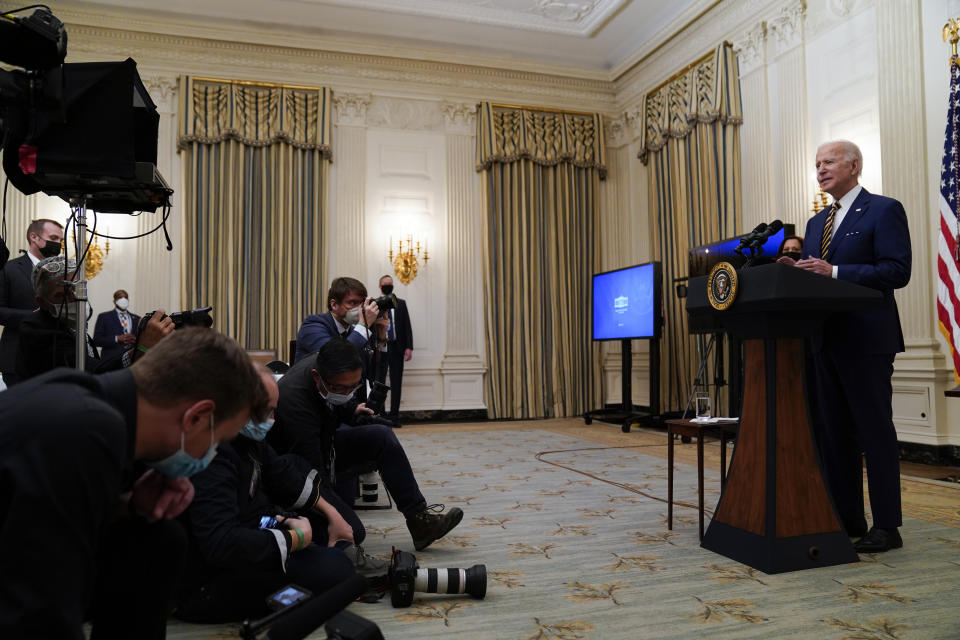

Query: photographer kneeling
left=175, top=368, right=360, bottom=623
left=268, top=339, right=463, bottom=552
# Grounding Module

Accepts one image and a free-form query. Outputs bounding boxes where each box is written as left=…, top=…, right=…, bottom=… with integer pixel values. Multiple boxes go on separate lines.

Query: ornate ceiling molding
left=314, top=0, right=627, bottom=36
left=64, top=25, right=616, bottom=111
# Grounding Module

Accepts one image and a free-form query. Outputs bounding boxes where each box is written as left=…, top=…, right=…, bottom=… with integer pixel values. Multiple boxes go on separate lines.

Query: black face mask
left=39, top=239, right=61, bottom=258
left=381, top=285, right=394, bottom=296
left=782, top=251, right=802, bottom=261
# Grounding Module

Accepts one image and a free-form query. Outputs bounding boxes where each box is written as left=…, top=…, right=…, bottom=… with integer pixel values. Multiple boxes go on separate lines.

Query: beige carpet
left=167, top=419, right=960, bottom=639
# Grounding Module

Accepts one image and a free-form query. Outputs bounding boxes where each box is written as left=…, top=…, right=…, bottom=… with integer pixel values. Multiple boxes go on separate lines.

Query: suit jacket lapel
left=825, top=188, right=871, bottom=261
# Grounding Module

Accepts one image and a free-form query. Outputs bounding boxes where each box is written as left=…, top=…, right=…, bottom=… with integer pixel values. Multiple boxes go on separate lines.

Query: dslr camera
left=372, top=293, right=397, bottom=315
left=388, top=548, right=486, bottom=608
left=142, top=306, right=214, bottom=330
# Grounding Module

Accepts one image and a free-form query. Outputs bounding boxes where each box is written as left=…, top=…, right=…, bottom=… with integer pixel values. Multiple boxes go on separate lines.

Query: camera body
left=142, top=306, right=214, bottom=331
left=387, top=548, right=487, bottom=608
left=365, top=381, right=389, bottom=415
left=373, top=293, right=397, bottom=314
left=265, top=584, right=312, bottom=612
left=388, top=549, right=418, bottom=608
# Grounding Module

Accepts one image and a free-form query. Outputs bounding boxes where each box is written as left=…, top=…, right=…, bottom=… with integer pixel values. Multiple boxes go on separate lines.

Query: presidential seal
left=707, top=261, right=738, bottom=311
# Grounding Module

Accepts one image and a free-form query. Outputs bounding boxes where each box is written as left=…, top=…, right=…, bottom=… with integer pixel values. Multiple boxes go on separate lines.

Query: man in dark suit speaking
left=780, top=140, right=911, bottom=553
left=93, top=289, right=141, bottom=361
left=375, top=274, right=413, bottom=424
left=0, top=219, right=64, bottom=387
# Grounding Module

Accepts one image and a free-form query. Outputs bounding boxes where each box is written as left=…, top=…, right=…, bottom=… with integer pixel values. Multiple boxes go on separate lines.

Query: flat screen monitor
left=687, top=223, right=796, bottom=278
left=592, top=262, right=662, bottom=341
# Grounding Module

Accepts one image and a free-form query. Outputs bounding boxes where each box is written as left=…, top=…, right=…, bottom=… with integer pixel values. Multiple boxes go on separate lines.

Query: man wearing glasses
left=268, top=339, right=463, bottom=552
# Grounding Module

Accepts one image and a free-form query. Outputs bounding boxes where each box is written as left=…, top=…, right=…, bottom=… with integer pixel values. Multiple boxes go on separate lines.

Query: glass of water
left=695, top=392, right=712, bottom=421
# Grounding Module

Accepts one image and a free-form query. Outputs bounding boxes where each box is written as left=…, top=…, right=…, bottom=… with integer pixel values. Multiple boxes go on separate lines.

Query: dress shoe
left=406, top=504, right=464, bottom=551
left=853, top=526, right=903, bottom=553
left=842, top=517, right=868, bottom=538
left=386, top=414, right=402, bottom=428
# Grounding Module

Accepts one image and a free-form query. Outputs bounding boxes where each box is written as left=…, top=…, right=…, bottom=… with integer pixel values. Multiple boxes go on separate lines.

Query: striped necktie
left=820, top=201, right=841, bottom=258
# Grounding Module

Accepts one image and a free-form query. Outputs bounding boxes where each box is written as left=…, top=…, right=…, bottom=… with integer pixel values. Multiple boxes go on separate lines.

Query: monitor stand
left=584, top=338, right=660, bottom=432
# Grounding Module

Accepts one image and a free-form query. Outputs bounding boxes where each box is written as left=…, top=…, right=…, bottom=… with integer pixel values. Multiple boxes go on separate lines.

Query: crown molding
left=61, top=23, right=617, bottom=112
left=44, top=3, right=608, bottom=82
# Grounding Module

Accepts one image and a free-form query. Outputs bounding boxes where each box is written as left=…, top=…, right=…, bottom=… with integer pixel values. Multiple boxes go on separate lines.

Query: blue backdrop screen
left=592, top=263, right=658, bottom=340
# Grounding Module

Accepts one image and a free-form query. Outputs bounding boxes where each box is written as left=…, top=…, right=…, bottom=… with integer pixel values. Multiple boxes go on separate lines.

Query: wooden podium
left=686, top=263, right=882, bottom=573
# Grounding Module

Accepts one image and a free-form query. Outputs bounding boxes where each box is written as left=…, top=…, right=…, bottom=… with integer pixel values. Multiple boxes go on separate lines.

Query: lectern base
left=701, top=521, right=859, bottom=574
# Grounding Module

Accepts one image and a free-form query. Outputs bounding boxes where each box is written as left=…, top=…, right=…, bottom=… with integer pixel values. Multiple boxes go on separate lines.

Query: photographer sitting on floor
left=267, top=338, right=463, bottom=552
left=175, top=368, right=359, bottom=623
left=0, top=328, right=269, bottom=639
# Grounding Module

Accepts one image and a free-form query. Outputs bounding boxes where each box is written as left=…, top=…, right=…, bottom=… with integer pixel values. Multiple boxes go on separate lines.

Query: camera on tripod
left=388, top=548, right=486, bottom=608
left=142, top=306, right=214, bottom=330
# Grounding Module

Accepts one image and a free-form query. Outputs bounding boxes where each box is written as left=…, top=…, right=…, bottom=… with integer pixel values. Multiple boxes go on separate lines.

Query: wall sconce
left=388, top=234, right=428, bottom=285
left=70, top=230, right=110, bottom=280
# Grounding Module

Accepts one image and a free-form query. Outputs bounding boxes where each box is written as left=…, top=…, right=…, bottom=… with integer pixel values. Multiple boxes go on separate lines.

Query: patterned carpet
left=167, top=419, right=960, bottom=640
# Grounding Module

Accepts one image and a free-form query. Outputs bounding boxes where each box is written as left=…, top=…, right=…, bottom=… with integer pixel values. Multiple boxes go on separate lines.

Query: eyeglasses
left=319, top=377, right=361, bottom=396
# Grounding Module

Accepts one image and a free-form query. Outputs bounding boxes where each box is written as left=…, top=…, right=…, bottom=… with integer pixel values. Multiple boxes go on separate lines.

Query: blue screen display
left=592, top=263, right=656, bottom=340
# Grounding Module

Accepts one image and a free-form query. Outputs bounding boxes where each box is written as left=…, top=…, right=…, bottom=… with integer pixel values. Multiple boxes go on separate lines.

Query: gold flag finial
left=944, top=18, right=960, bottom=57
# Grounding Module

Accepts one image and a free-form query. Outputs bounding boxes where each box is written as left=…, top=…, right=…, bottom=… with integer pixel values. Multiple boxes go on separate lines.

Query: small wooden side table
left=665, top=418, right=739, bottom=540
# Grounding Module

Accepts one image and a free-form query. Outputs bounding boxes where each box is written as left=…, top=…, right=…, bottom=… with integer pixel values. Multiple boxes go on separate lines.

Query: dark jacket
left=802, top=188, right=911, bottom=355
left=0, top=253, right=38, bottom=374
left=179, top=436, right=325, bottom=588
left=92, top=309, right=141, bottom=361
left=266, top=355, right=359, bottom=481
left=0, top=368, right=137, bottom=638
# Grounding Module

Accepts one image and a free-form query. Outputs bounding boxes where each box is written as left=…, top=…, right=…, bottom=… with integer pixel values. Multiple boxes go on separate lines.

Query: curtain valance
left=476, top=102, right=606, bottom=179
left=639, top=43, right=742, bottom=164
left=177, top=77, right=332, bottom=156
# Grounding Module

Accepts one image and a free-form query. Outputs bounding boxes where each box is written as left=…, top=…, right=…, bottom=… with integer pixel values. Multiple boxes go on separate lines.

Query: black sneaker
left=406, top=504, right=464, bottom=551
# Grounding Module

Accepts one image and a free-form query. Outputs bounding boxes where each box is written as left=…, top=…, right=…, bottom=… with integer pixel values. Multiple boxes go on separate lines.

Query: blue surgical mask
left=241, top=417, right=275, bottom=441
left=148, top=414, right=219, bottom=477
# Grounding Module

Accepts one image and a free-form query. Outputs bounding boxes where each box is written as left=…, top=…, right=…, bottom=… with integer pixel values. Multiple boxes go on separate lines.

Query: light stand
left=71, top=198, right=90, bottom=371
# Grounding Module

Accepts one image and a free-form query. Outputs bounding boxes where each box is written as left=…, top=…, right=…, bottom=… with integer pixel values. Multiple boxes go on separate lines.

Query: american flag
left=938, top=55, right=960, bottom=386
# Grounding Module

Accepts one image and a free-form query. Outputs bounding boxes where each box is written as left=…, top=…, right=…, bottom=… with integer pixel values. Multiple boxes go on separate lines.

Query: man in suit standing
left=375, top=275, right=413, bottom=424
left=0, top=219, right=63, bottom=387
left=781, top=140, right=911, bottom=553
left=93, top=289, right=141, bottom=361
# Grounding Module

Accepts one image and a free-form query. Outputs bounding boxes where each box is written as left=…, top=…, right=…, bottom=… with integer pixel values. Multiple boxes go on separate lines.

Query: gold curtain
left=639, top=44, right=743, bottom=414
left=477, top=103, right=604, bottom=419
left=178, top=77, right=332, bottom=356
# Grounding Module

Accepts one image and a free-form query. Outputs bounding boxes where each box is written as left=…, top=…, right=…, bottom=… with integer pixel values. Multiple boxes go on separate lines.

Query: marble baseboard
left=397, top=408, right=489, bottom=423
left=899, top=441, right=960, bottom=467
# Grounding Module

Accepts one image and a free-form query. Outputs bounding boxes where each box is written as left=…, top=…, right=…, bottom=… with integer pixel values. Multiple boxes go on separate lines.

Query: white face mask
left=344, top=307, right=361, bottom=326
left=115, top=297, right=129, bottom=311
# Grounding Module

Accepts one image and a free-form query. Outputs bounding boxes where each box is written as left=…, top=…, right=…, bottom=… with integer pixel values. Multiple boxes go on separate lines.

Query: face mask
left=241, top=417, right=275, bottom=441
left=317, top=378, right=355, bottom=406
left=148, top=414, right=219, bottom=477
left=381, top=285, right=394, bottom=296
left=782, top=251, right=802, bottom=261
left=343, top=307, right=361, bottom=326
left=39, top=239, right=61, bottom=258
left=115, top=297, right=129, bottom=311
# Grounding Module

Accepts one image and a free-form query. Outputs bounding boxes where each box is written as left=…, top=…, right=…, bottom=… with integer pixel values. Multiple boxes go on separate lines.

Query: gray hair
left=819, top=139, right=863, bottom=176
left=33, top=256, right=78, bottom=296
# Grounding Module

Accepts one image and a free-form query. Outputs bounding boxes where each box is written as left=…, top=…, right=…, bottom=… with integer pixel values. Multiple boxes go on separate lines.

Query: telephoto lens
left=358, top=472, right=379, bottom=503
left=388, top=549, right=486, bottom=608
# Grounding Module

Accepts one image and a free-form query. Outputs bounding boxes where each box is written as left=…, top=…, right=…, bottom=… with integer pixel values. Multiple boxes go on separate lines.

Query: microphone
left=263, top=574, right=369, bottom=640
left=751, top=219, right=784, bottom=247
left=734, top=222, right=768, bottom=255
